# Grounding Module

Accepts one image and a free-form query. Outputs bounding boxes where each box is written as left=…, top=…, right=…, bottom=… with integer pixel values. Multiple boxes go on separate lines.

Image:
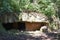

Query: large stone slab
left=21, top=12, right=48, bottom=23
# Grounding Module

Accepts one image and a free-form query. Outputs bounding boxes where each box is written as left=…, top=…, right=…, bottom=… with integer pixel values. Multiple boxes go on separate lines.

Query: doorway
left=2, top=22, right=25, bottom=31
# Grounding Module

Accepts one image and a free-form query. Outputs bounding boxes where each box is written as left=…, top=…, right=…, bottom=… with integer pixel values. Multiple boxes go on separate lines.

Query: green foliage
left=20, top=0, right=57, bottom=17
left=52, top=0, right=60, bottom=18
left=0, top=0, right=58, bottom=17
left=19, top=0, right=30, bottom=11
left=0, top=0, right=20, bottom=15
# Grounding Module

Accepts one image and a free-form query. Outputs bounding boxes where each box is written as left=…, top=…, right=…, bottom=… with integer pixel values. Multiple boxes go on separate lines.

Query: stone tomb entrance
left=1, top=11, right=49, bottom=31
left=2, top=22, right=25, bottom=31
left=2, top=22, right=48, bottom=31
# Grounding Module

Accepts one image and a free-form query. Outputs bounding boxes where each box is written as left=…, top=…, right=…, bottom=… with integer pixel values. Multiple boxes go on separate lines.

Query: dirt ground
left=0, top=31, right=59, bottom=40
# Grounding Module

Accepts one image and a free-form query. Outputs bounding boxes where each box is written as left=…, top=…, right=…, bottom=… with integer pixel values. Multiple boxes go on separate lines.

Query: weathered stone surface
left=21, top=12, right=48, bottom=22
left=1, top=14, right=19, bottom=23
left=57, top=29, right=60, bottom=33
left=25, top=22, right=41, bottom=31
left=40, top=26, right=48, bottom=32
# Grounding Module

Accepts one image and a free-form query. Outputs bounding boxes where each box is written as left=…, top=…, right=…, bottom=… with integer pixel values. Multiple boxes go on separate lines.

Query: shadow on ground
left=0, top=30, right=60, bottom=40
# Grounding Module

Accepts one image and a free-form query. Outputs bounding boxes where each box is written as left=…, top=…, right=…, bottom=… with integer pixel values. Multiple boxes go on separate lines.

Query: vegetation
left=0, top=0, right=57, bottom=16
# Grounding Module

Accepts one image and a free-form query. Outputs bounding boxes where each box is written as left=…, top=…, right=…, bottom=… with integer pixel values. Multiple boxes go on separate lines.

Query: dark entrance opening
left=18, top=22, right=25, bottom=31
left=2, top=23, right=13, bottom=30
left=2, top=22, right=25, bottom=31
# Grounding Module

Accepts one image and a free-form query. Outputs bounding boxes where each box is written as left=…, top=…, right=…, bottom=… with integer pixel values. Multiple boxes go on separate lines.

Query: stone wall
left=25, top=22, right=49, bottom=31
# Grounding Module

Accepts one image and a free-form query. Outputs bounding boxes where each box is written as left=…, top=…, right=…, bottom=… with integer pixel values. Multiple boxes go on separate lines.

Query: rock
left=57, top=29, right=60, bottom=33
left=21, top=12, right=48, bottom=22
left=40, top=26, right=48, bottom=32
